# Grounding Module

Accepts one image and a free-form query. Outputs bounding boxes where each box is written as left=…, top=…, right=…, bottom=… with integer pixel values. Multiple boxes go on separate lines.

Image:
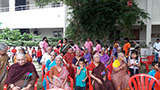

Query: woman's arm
left=113, top=64, right=126, bottom=72
left=72, top=64, right=78, bottom=68
left=61, top=77, right=67, bottom=88
left=89, top=71, right=102, bottom=85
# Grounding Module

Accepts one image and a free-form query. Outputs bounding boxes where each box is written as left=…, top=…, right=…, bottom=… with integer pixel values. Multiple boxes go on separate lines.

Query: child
left=154, top=63, right=160, bottom=90
left=148, top=61, right=159, bottom=77
left=11, top=46, right=17, bottom=62
left=104, top=45, right=108, bottom=55
left=32, top=47, right=37, bottom=61
left=37, top=47, right=42, bottom=65
left=75, top=58, right=88, bottom=90
left=128, top=50, right=141, bottom=76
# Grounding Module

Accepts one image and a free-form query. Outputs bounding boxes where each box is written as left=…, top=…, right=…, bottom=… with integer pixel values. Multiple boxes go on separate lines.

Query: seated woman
left=72, top=50, right=83, bottom=68
left=83, top=48, right=91, bottom=66
left=100, top=48, right=110, bottom=67
left=5, top=53, right=39, bottom=90
left=14, top=48, right=32, bottom=63
left=45, top=52, right=57, bottom=72
left=88, top=54, right=115, bottom=90
left=111, top=52, right=130, bottom=90
left=49, top=56, right=70, bottom=90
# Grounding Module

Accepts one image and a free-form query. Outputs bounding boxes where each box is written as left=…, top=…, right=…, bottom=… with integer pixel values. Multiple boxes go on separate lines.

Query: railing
left=0, top=3, right=63, bottom=13
left=0, top=7, right=9, bottom=12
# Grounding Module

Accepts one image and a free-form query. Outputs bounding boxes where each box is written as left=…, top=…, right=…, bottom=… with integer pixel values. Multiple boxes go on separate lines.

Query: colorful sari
left=63, top=52, right=75, bottom=79
left=111, top=60, right=130, bottom=90
left=49, top=66, right=70, bottom=90
left=89, top=62, right=115, bottom=90
left=0, top=54, right=9, bottom=90
left=83, top=52, right=91, bottom=65
left=100, top=54, right=110, bottom=67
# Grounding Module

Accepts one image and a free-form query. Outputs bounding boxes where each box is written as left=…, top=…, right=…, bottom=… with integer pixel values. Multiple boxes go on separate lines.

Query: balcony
left=0, top=3, right=65, bottom=29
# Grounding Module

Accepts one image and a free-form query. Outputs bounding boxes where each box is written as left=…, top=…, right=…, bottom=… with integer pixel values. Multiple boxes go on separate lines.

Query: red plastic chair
left=44, top=71, right=73, bottom=90
left=4, top=78, right=38, bottom=90
left=140, top=55, right=155, bottom=73
left=128, top=73, right=160, bottom=90
left=42, top=64, right=46, bottom=90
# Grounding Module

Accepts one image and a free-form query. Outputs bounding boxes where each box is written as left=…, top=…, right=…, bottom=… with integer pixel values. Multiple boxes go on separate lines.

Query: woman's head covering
left=5, top=62, right=39, bottom=84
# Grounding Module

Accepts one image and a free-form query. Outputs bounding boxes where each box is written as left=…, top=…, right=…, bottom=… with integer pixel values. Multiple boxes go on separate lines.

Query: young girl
left=75, top=58, right=88, bottom=90
left=128, top=50, right=141, bottom=76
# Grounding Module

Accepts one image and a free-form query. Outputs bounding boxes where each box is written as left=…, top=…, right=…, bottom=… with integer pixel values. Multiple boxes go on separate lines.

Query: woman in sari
left=14, top=48, right=32, bottom=63
left=88, top=54, right=115, bottom=90
left=5, top=53, right=39, bottom=90
left=63, top=48, right=75, bottom=78
left=100, top=48, right=110, bottom=67
left=0, top=43, right=9, bottom=90
left=111, top=52, right=130, bottom=90
left=72, top=50, right=83, bottom=68
left=49, top=56, right=70, bottom=90
left=83, top=48, right=91, bottom=66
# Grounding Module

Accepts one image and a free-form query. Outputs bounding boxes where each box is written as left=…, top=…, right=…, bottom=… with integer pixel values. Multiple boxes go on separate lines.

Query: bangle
left=11, top=86, right=14, bottom=90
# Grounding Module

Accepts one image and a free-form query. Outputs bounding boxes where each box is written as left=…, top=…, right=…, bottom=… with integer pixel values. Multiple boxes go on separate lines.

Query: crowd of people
left=0, top=37, right=160, bottom=90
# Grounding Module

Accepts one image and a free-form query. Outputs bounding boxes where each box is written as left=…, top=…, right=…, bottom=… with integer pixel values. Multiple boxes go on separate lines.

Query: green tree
left=36, top=0, right=149, bottom=45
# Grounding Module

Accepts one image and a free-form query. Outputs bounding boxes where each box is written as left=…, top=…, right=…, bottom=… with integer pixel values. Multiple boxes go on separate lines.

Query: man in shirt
left=153, top=39, right=160, bottom=61
left=41, top=37, right=49, bottom=55
left=123, top=37, right=131, bottom=61
left=41, top=46, right=52, bottom=65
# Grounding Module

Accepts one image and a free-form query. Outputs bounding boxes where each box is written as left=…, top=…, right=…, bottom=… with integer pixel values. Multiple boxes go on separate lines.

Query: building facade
left=0, top=0, right=160, bottom=45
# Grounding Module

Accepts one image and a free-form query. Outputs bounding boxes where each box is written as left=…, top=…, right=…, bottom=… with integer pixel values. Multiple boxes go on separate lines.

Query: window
left=53, top=31, right=63, bottom=37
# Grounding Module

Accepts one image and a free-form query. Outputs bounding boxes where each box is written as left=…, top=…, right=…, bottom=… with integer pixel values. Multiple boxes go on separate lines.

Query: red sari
left=63, top=52, right=75, bottom=78
left=88, top=62, right=115, bottom=90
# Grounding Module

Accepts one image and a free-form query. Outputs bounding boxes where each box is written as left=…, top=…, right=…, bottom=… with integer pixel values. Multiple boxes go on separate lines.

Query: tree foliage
left=36, top=0, right=149, bottom=45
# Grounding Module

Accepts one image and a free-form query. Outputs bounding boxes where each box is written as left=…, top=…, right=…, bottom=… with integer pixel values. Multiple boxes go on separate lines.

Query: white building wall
left=0, top=7, right=65, bottom=29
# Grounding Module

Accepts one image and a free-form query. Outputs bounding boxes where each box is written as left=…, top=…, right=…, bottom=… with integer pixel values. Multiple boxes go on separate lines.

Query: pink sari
left=49, top=66, right=70, bottom=90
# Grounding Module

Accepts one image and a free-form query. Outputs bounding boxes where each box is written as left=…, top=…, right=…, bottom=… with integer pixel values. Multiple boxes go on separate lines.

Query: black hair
left=70, top=43, right=74, bottom=46
left=64, top=38, right=68, bottom=42
left=159, top=62, right=160, bottom=67
left=43, top=37, right=47, bottom=41
left=156, top=39, right=160, bottom=41
left=152, top=61, right=159, bottom=66
left=38, top=47, right=41, bottom=49
left=29, top=46, right=32, bottom=48
left=33, top=47, right=35, bottom=49
left=104, top=45, right=108, bottom=48
left=56, top=45, right=60, bottom=49
left=96, top=40, right=100, bottom=44
left=115, top=39, right=119, bottom=42
left=61, top=39, right=63, bottom=44
left=124, top=37, right=129, bottom=42
left=79, top=58, right=85, bottom=63
left=13, top=46, right=16, bottom=47
left=21, top=48, right=26, bottom=54
left=130, top=50, right=138, bottom=60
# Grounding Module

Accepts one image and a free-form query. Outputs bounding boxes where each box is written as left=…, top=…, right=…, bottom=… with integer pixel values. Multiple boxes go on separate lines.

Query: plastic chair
left=140, top=55, right=155, bottom=73
left=4, top=78, right=38, bottom=90
left=44, top=71, right=73, bottom=90
left=42, top=64, right=46, bottom=90
left=42, top=64, right=46, bottom=81
left=128, top=73, right=160, bottom=90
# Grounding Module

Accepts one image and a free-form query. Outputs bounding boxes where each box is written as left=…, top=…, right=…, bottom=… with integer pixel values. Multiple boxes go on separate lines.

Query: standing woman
left=100, top=48, right=110, bottom=67
left=0, top=43, right=9, bottom=90
left=94, top=40, right=101, bottom=54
